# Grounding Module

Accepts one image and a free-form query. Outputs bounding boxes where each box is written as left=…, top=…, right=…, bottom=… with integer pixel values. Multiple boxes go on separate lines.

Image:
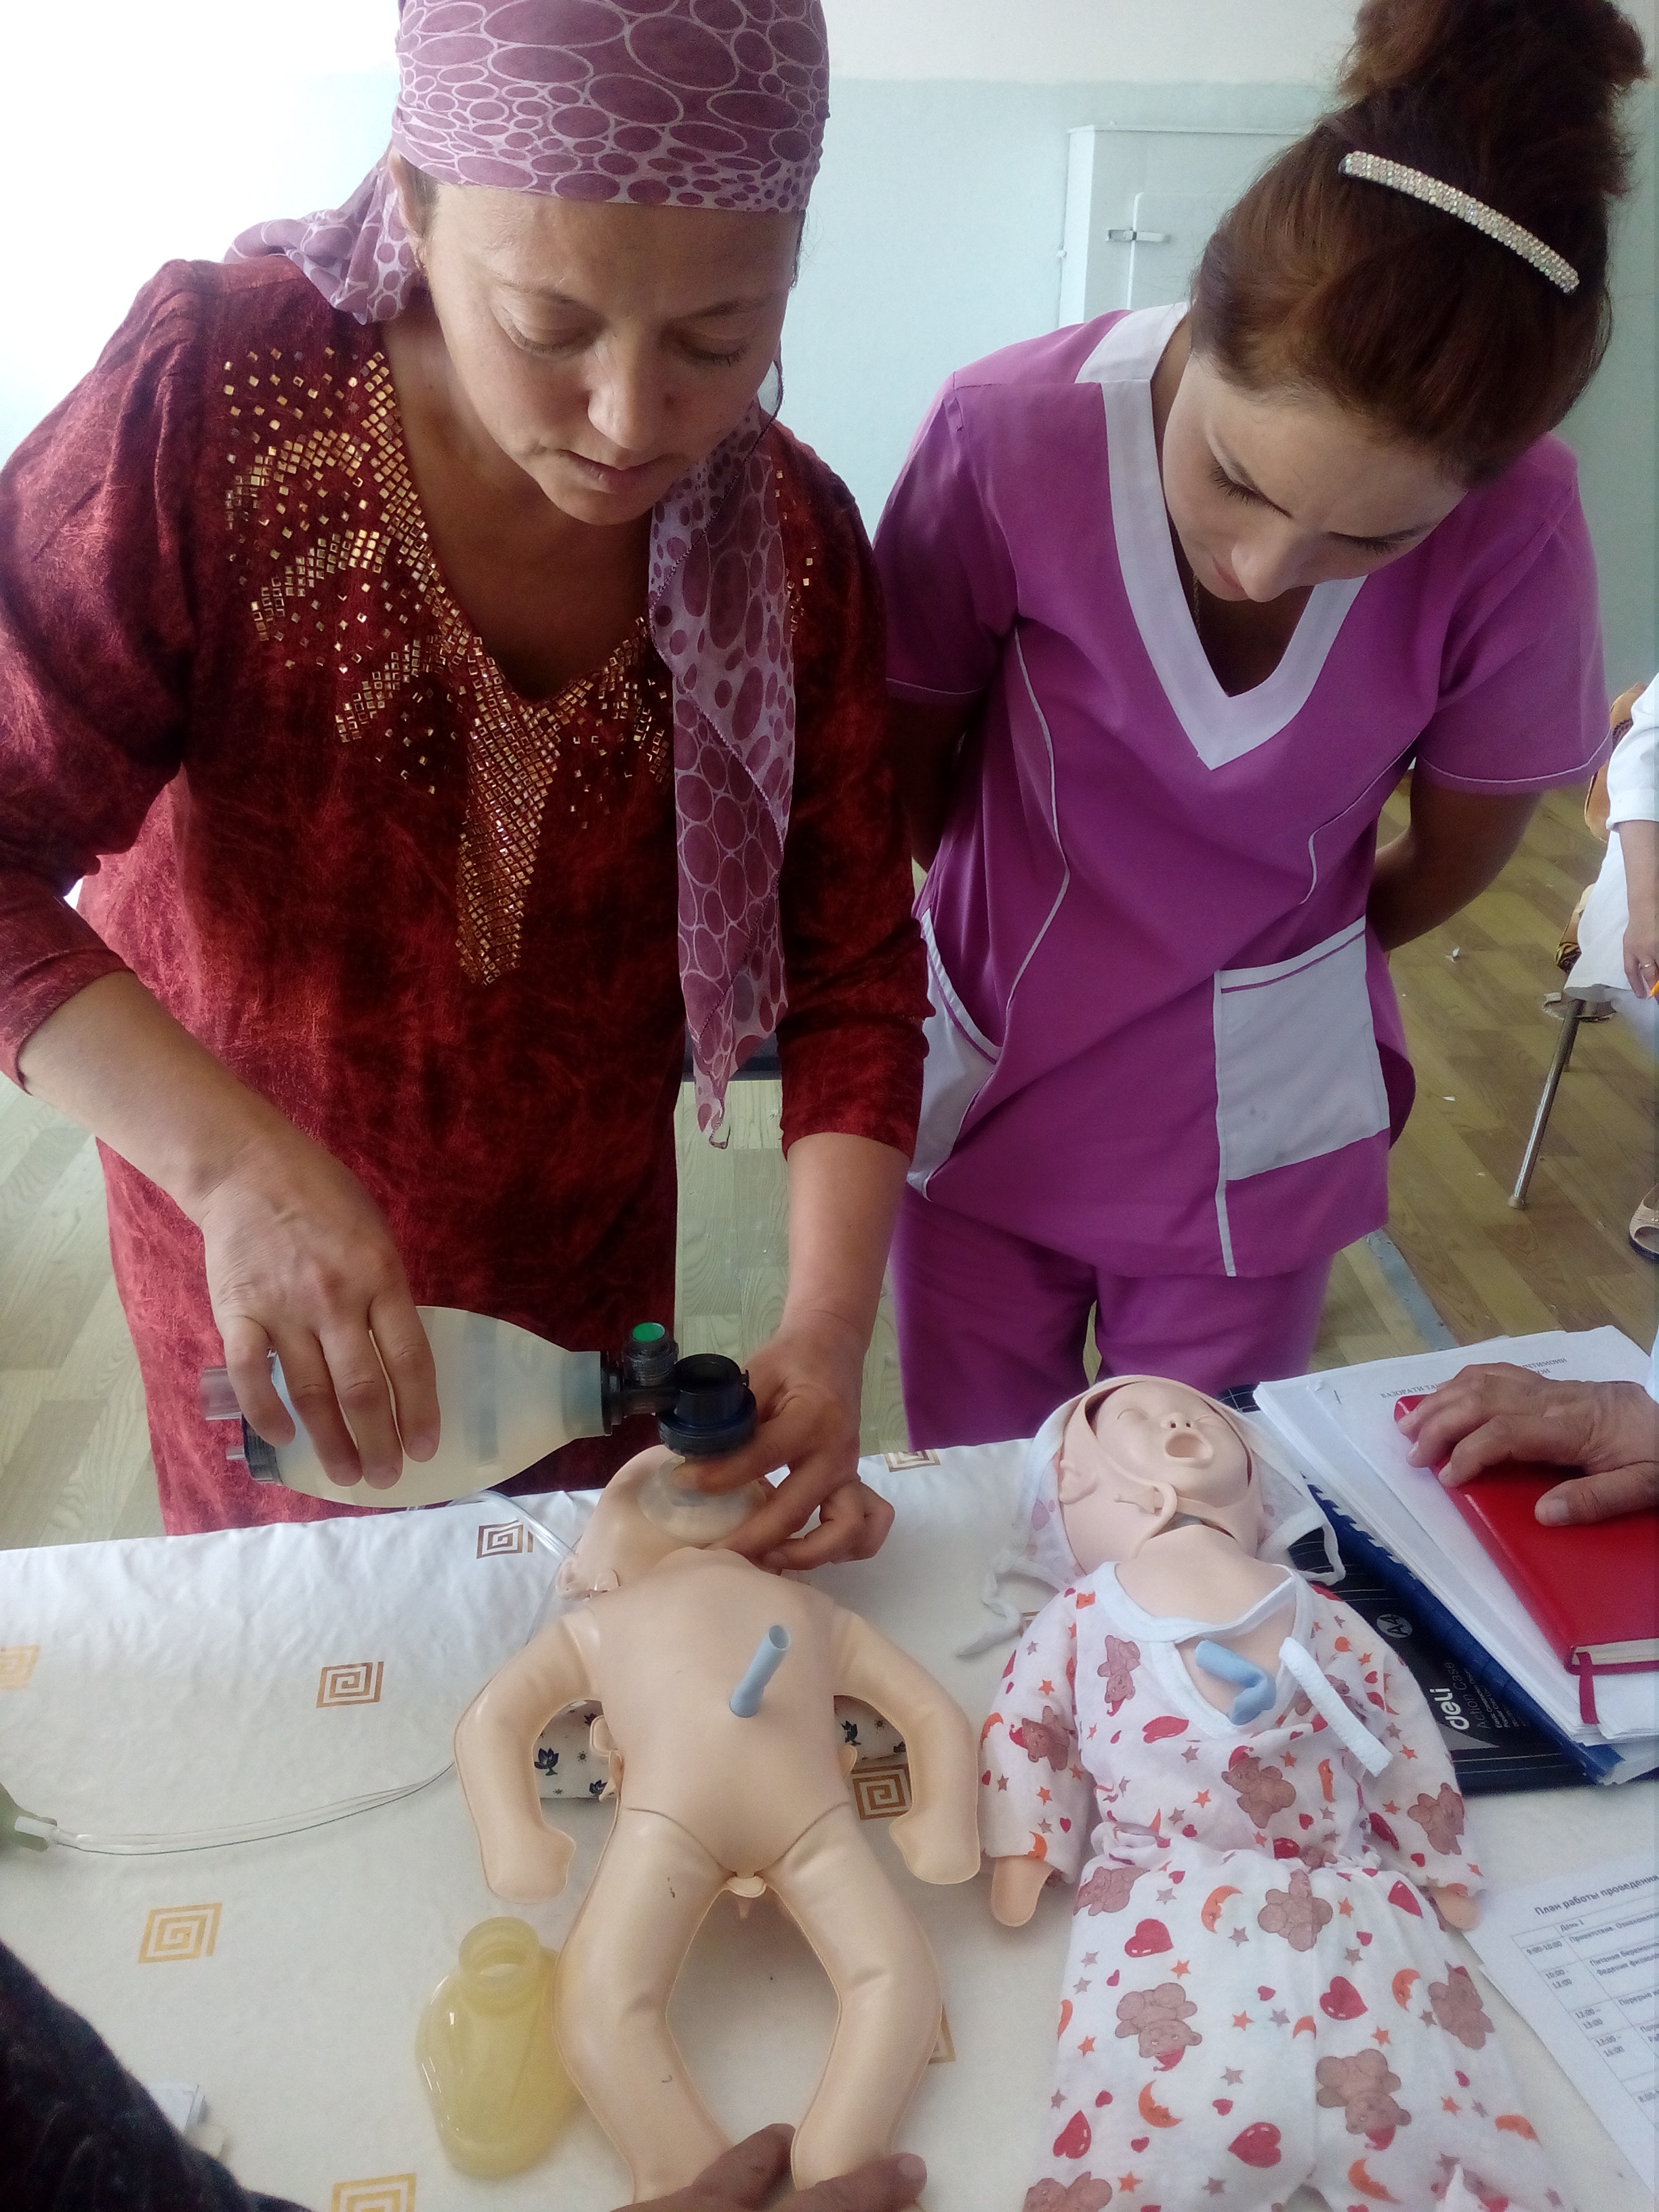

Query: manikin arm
left=1336, top=1618, right=1481, bottom=1929
left=453, top=1616, right=594, bottom=1902
left=989, top=1856, right=1052, bottom=1927
left=830, top=1610, right=980, bottom=1884
left=979, top=1589, right=1097, bottom=1927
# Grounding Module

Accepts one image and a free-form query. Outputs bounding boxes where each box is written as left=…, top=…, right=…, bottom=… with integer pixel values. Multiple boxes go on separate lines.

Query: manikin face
left=1162, top=348, right=1467, bottom=604
left=397, top=164, right=799, bottom=529
left=1092, top=1377, right=1251, bottom=1488
left=1057, top=1378, right=1263, bottom=1574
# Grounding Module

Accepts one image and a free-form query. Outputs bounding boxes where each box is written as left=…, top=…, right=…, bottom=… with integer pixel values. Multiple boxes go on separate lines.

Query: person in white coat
left=1574, top=676, right=1658, bottom=1025
left=1568, top=675, right=1658, bottom=1250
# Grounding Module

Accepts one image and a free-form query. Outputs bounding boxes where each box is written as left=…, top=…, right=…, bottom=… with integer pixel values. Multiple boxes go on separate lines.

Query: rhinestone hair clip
left=1339, top=152, right=1580, bottom=294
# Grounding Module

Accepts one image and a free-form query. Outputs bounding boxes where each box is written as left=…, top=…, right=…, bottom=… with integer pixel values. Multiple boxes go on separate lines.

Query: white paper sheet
left=1467, top=1852, right=1659, bottom=2188
left=1316, top=1328, right=1652, bottom=1490
left=1256, top=1329, right=1659, bottom=1746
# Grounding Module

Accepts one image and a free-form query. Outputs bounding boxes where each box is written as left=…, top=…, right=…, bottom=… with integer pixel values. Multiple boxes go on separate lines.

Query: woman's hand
left=1616, top=818, right=1658, bottom=998
left=1622, top=914, right=1658, bottom=999
left=632, top=2126, right=925, bottom=2212
left=699, top=1311, right=894, bottom=1571
left=690, top=1130, right=907, bottom=1571
left=17, top=971, right=436, bottom=1490
left=196, top=1121, right=438, bottom=1488
left=1397, top=1362, right=1658, bottom=1525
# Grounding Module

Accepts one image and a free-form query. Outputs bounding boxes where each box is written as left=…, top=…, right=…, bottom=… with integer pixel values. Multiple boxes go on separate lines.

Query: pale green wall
left=1556, top=77, right=1656, bottom=692
left=779, top=81, right=1324, bottom=523
left=1, top=62, right=1650, bottom=686
left=781, top=76, right=1656, bottom=690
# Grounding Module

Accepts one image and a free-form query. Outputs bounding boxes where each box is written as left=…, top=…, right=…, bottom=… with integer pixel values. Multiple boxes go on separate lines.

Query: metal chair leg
left=1509, top=996, right=1584, bottom=1208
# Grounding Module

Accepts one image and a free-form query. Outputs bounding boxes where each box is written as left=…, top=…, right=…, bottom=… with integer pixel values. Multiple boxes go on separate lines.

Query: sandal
left=1630, top=1187, right=1659, bottom=1259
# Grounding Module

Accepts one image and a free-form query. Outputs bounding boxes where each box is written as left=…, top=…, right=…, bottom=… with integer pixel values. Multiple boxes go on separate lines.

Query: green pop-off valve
left=600, top=1322, right=680, bottom=1427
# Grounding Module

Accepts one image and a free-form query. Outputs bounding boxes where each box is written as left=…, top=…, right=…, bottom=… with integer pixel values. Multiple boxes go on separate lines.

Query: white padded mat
left=0, top=1450, right=1652, bottom=2211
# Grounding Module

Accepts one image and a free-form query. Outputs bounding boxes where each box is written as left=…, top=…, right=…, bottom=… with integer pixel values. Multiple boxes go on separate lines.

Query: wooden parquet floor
left=1380, top=784, right=1656, bottom=1352
left=0, top=787, right=1650, bottom=1548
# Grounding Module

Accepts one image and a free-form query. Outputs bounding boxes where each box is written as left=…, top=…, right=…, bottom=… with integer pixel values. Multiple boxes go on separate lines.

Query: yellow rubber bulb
left=417, top=1917, right=580, bottom=2176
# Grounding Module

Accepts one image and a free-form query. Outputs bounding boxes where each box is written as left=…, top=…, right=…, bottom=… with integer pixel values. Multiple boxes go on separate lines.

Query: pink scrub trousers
left=891, top=1187, right=1330, bottom=1447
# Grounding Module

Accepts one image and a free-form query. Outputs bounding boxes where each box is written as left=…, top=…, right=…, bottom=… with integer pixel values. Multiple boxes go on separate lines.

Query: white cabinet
left=1059, top=124, right=1300, bottom=322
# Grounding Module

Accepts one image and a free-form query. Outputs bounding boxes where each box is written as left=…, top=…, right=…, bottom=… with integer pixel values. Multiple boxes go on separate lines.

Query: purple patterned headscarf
left=230, top=0, right=830, bottom=1134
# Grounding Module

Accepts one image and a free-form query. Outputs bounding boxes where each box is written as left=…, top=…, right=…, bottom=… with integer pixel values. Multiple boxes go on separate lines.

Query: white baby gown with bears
left=980, top=1563, right=1561, bottom=2212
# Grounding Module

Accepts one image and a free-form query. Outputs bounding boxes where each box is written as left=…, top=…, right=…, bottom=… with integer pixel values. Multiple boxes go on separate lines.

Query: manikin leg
left=553, top=1806, right=730, bottom=2201
left=765, top=1801, right=943, bottom=2187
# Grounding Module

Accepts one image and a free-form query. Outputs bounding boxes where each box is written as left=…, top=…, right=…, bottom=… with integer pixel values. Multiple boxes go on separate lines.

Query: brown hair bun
left=1190, top=0, right=1648, bottom=481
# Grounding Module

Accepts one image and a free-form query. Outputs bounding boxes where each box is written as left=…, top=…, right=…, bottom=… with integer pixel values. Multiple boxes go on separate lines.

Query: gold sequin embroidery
left=223, top=343, right=673, bottom=985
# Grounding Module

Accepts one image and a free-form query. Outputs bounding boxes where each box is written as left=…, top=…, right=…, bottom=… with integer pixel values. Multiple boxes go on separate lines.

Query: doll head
left=1056, top=1376, right=1265, bottom=1574
left=554, top=1446, right=772, bottom=1598
left=960, top=1376, right=1336, bottom=1658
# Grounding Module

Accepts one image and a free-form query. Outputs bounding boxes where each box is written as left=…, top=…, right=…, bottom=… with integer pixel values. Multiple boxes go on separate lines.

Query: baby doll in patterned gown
left=979, top=1376, right=1562, bottom=2212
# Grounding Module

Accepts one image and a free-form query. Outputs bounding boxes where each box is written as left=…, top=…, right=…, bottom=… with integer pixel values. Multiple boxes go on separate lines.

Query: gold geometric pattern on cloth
left=329, top=2177, right=417, bottom=2212
left=450, top=605, right=671, bottom=986
left=851, top=1759, right=912, bottom=1822
left=0, top=1645, right=39, bottom=1689
left=316, top=1660, right=384, bottom=1707
left=930, top=2009, right=956, bottom=2065
left=224, top=342, right=672, bottom=989
left=138, top=1903, right=222, bottom=1964
left=476, top=1520, right=535, bottom=1559
left=882, top=1449, right=941, bottom=1471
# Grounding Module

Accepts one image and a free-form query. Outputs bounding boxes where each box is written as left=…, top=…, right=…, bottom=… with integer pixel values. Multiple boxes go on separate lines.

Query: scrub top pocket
left=909, top=909, right=1000, bottom=1193
left=1212, top=916, right=1390, bottom=1191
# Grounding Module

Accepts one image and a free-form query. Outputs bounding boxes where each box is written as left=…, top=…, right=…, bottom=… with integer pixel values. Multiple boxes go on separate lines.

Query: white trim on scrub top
left=1076, top=303, right=1364, bottom=773
left=1209, top=916, right=1391, bottom=1274
left=909, top=632, right=1073, bottom=1195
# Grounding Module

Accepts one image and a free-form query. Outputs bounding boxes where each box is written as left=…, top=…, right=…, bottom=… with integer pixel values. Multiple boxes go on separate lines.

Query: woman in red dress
left=0, top=0, right=925, bottom=1553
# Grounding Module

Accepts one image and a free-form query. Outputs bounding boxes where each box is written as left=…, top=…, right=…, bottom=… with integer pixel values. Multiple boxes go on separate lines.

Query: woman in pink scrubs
left=876, top=0, right=1648, bottom=1443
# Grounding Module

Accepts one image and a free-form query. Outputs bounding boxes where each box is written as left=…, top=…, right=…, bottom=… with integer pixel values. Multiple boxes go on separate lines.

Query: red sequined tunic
left=0, top=258, right=926, bottom=1533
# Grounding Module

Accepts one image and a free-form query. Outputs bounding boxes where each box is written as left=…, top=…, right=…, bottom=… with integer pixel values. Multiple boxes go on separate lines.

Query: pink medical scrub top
left=874, top=304, right=1608, bottom=1279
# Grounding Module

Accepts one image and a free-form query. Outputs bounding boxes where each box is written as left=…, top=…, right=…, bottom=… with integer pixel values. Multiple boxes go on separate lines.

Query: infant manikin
left=983, top=1378, right=1559, bottom=2212
left=453, top=1446, right=979, bottom=2201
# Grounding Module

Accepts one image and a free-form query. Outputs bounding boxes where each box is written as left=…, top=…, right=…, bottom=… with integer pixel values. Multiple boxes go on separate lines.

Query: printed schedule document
left=1466, top=1853, right=1658, bottom=2187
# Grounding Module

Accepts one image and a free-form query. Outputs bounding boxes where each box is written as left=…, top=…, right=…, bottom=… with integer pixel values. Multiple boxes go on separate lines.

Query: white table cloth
left=1, top=1452, right=1653, bottom=2212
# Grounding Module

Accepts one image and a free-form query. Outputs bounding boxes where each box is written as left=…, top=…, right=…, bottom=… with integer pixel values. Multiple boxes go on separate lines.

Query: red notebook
left=1395, top=1395, right=1659, bottom=1725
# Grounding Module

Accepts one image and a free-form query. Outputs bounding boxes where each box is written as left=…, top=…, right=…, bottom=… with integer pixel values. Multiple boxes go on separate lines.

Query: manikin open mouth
left=1163, top=1431, right=1204, bottom=1459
